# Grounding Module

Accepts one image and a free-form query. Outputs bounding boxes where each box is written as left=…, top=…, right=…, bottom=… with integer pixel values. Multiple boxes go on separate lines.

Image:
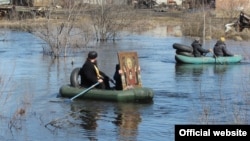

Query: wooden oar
left=210, top=51, right=222, bottom=65
left=69, top=82, right=100, bottom=101
left=50, top=82, right=100, bottom=103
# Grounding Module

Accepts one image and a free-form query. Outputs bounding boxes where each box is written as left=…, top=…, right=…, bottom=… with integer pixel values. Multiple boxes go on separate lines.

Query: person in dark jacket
left=113, top=64, right=123, bottom=90
left=213, top=37, right=234, bottom=57
left=191, top=38, right=212, bottom=57
left=79, top=51, right=111, bottom=89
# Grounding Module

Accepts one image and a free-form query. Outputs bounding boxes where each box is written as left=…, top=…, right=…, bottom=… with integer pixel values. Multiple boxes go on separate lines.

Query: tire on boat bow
left=173, top=43, right=193, bottom=53
left=70, top=67, right=81, bottom=87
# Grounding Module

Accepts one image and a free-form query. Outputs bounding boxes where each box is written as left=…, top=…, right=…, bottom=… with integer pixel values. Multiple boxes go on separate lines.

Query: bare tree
left=33, top=2, right=93, bottom=58
left=88, top=3, right=137, bottom=41
left=31, top=1, right=138, bottom=57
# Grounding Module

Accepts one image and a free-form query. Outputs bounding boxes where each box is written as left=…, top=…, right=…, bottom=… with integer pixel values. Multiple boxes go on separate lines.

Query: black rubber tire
left=70, top=67, right=81, bottom=87
left=176, top=50, right=194, bottom=57
left=173, top=43, right=193, bottom=53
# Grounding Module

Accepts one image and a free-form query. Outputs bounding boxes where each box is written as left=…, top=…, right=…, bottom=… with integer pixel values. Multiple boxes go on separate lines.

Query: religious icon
left=118, top=51, right=142, bottom=90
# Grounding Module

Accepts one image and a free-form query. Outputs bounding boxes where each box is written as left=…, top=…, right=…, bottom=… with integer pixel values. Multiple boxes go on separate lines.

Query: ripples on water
left=0, top=29, right=250, bottom=141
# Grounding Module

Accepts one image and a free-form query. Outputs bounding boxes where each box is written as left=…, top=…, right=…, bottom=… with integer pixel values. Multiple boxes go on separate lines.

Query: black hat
left=115, top=64, right=120, bottom=70
left=88, top=51, right=98, bottom=59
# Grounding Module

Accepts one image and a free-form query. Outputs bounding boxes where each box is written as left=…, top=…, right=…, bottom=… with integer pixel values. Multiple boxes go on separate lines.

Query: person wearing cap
left=213, top=37, right=234, bottom=57
left=191, top=38, right=212, bottom=57
left=79, top=51, right=111, bottom=89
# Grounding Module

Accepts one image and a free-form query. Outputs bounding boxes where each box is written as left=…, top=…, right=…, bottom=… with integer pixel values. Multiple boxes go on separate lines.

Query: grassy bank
left=1, top=9, right=250, bottom=42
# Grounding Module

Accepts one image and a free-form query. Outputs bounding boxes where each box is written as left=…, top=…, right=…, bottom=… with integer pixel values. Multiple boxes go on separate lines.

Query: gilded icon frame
left=118, top=51, right=142, bottom=90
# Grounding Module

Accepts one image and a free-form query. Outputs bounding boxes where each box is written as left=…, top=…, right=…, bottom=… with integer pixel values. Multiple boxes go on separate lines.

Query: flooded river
left=0, top=28, right=250, bottom=141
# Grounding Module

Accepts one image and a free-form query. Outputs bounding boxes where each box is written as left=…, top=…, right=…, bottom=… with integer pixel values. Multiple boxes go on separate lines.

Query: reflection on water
left=174, top=63, right=250, bottom=124
left=69, top=101, right=148, bottom=141
left=70, top=103, right=100, bottom=141
left=213, top=65, right=228, bottom=74
left=174, top=63, right=240, bottom=92
left=175, top=64, right=229, bottom=76
left=175, top=64, right=205, bottom=77
left=71, top=106, right=99, bottom=130
left=113, top=103, right=141, bottom=140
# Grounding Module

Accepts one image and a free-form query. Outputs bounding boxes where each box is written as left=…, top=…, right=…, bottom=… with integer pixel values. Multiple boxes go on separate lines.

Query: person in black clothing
left=213, top=37, right=234, bottom=57
left=113, top=64, right=123, bottom=90
left=79, top=51, right=111, bottom=89
left=191, top=38, right=212, bottom=57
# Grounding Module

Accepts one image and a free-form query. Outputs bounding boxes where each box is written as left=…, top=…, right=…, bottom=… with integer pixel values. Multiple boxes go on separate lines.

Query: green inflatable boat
left=59, top=67, right=154, bottom=103
left=59, top=85, right=154, bottom=102
left=175, top=54, right=243, bottom=64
